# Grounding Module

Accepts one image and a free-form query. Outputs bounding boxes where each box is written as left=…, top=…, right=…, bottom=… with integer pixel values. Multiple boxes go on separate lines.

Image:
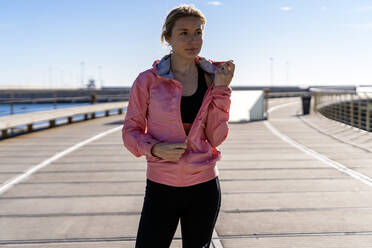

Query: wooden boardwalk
left=1, top=97, right=372, bottom=247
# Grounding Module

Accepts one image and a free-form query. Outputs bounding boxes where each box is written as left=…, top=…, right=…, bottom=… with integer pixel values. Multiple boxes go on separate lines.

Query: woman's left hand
left=214, top=60, right=235, bottom=87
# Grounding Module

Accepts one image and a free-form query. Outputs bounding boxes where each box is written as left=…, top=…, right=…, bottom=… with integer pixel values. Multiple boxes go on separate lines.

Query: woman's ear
left=165, top=33, right=174, bottom=44
left=165, top=36, right=171, bottom=45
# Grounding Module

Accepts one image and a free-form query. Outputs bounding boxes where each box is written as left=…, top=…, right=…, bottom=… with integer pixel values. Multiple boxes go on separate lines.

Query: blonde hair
left=161, top=4, right=206, bottom=45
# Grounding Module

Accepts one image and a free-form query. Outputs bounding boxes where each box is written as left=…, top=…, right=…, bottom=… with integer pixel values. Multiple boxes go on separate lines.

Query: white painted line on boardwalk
left=268, top=101, right=299, bottom=113
left=0, top=126, right=123, bottom=195
left=266, top=103, right=372, bottom=187
left=212, top=229, right=223, bottom=248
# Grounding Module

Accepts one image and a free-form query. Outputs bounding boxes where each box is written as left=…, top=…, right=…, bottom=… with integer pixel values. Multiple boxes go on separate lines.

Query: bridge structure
left=0, top=96, right=372, bottom=247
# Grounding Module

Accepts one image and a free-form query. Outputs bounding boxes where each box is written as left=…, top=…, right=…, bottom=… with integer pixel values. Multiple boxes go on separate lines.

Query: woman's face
left=166, top=16, right=203, bottom=60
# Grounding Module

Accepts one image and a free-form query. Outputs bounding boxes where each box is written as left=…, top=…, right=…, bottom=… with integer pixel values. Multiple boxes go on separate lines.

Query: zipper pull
left=185, top=138, right=190, bottom=150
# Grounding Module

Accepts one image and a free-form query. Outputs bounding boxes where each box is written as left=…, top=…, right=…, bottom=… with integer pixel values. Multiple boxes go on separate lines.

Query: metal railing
left=311, top=88, right=372, bottom=132
left=268, top=91, right=311, bottom=98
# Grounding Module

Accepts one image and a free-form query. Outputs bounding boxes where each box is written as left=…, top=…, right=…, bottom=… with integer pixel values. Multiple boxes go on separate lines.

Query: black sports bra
left=180, top=65, right=208, bottom=134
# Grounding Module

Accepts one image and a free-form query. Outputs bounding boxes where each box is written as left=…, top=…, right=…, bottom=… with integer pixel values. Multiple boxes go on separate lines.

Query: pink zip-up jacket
left=122, top=54, right=232, bottom=187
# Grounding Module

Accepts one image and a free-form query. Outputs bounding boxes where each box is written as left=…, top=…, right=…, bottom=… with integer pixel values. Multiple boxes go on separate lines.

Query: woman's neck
left=170, top=53, right=197, bottom=76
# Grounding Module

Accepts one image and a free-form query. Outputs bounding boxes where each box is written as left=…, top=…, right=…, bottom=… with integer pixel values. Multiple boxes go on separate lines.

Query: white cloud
left=354, top=6, right=372, bottom=13
left=280, top=6, right=292, bottom=11
left=321, top=6, right=327, bottom=12
left=208, top=1, right=222, bottom=6
left=340, top=23, right=372, bottom=30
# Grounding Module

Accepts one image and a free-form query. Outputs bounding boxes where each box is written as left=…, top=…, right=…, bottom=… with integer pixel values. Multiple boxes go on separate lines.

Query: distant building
left=87, top=79, right=96, bottom=89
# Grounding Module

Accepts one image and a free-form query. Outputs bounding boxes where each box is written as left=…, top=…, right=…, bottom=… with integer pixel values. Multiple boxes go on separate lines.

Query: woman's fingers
left=216, top=63, right=228, bottom=75
left=154, top=142, right=187, bottom=161
left=225, top=60, right=235, bottom=73
left=169, top=142, right=187, bottom=150
left=214, top=60, right=235, bottom=86
left=222, top=63, right=229, bottom=74
left=168, top=150, right=185, bottom=161
left=168, top=142, right=187, bottom=160
left=216, top=60, right=235, bottom=75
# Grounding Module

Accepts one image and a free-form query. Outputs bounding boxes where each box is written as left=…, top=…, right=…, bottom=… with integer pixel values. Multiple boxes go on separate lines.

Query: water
left=0, top=103, right=91, bottom=117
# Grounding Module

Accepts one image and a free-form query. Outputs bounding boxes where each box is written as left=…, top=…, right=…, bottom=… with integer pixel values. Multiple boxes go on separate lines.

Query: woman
left=122, top=4, right=234, bottom=248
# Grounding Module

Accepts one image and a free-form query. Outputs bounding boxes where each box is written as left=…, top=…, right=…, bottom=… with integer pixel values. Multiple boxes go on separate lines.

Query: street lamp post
left=80, top=62, right=85, bottom=88
left=286, top=61, right=290, bottom=85
left=270, top=57, right=274, bottom=86
left=98, top=66, right=103, bottom=89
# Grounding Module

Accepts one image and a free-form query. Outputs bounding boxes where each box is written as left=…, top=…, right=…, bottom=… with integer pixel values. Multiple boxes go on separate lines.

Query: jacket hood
left=152, top=54, right=221, bottom=79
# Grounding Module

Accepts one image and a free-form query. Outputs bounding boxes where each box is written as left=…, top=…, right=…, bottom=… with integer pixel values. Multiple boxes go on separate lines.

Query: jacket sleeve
left=122, top=74, right=161, bottom=159
left=205, top=85, right=232, bottom=147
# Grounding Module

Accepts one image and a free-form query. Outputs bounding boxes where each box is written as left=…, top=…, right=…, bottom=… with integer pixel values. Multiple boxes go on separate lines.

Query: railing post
left=358, top=94, right=362, bottom=129
left=337, top=93, right=341, bottom=122
left=330, top=93, right=334, bottom=118
left=333, top=94, right=336, bottom=121
left=313, top=92, right=318, bottom=113
left=27, top=124, right=33, bottom=133
left=343, top=94, right=347, bottom=124
left=350, top=94, right=354, bottom=127
left=53, top=91, right=57, bottom=109
left=2, top=129, right=8, bottom=139
left=49, top=120, right=56, bottom=128
left=366, top=93, right=370, bottom=132
left=10, top=92, right=14, bottom=115
left=340, top=93, right=343, bottom=123
left=10, top=102, right=14, bottom=115
left=332, top=94, right=336, bottom=120
left=91, top=93, right=97, bottom=105
left=340, top=93, right=342, bottom=122
left=264, top=88, right=269, bottom=120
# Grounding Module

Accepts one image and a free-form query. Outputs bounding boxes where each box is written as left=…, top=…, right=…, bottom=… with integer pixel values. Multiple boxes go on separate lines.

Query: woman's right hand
left=151, top=142, right=187, bottom=161
left=214, top=60, right=235, bottom=87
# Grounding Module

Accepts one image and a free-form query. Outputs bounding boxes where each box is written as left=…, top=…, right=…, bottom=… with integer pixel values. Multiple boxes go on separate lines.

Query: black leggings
left=135, top=177, right=221, bottom=248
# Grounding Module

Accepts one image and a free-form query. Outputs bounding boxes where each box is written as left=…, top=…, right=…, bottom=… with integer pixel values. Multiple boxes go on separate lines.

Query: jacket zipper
left=176, top=80, right=213, bottom=186
left=176, top=80, right=212, bottom=140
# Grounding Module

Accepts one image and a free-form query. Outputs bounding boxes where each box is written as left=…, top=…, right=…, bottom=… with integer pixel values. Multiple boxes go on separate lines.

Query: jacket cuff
left=211, top=85, right=232, bottom=95
left=142, top=138, right=160, bottom=157
left=142, top=135, right=164, bottom=160
left=210, top=85, right=232, bottom=111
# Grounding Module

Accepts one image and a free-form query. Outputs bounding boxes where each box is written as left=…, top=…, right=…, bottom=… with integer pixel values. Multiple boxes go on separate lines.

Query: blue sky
left=1, top=0, right=372, bottom=88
